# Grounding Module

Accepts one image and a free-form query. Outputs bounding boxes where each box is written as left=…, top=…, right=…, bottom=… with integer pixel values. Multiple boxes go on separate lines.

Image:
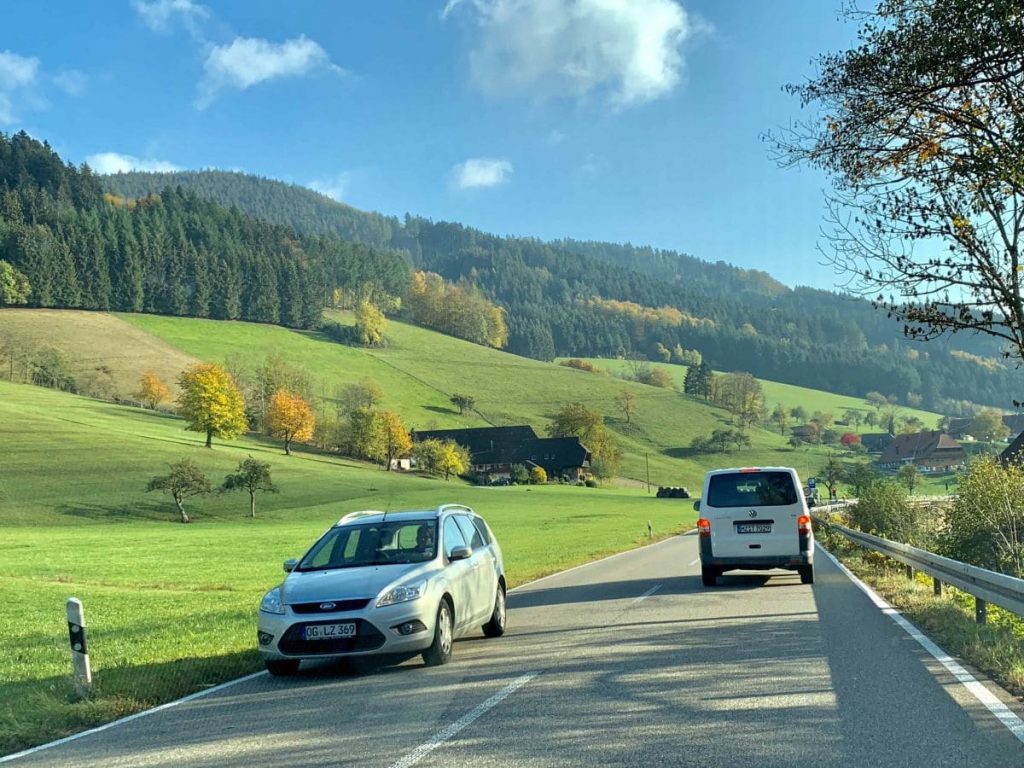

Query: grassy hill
left=0, top=307, right=919, bottom=488
left=558, top=357, right=942, bottom=428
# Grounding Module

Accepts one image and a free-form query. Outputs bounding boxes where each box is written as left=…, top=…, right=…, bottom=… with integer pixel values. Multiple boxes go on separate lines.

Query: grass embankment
left=0, top=380, right=695, bottom=756
left=818, top=529, right=1024, bottom=700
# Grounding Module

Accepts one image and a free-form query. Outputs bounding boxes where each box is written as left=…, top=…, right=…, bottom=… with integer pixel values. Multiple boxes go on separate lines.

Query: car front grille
left=278, top=619, right=386, bottom=655
left=291, top=598, right=371, bottom=614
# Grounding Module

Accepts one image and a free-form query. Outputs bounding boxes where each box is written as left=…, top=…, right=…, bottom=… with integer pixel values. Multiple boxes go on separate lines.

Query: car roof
left=704, top=466, right=798, bottom=477
left=333, top=503, right=476, bottom=527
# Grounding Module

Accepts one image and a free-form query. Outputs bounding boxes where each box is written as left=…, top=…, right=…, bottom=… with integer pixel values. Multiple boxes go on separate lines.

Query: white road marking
left=632, top=584, right=662, bottom=603
left=819, top=545, right=1024, bottom=744
left=0, top=671, right=268, bottom=764
left=688, top=557, right=700, bottom=567
left=389, top=672, right=539, bottom=768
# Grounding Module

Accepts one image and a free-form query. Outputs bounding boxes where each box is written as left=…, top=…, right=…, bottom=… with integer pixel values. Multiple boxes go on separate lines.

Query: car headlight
left=260, top=587, right=285, bottom=615
left=377, top=581, right=426, bottom=608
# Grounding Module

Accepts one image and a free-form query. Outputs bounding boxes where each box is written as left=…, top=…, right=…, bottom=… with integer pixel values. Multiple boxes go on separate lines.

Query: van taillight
left=698, top=518, right=711, bottom=537
left=798, top=515, right=811, bottom=535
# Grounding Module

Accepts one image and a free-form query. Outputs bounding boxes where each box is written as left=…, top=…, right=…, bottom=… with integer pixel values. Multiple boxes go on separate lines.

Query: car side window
left=454, top=514, right=485, bottom=550
left=470, top=517, right=491, bottom=545
left=443, top=516, right=468, bottom=559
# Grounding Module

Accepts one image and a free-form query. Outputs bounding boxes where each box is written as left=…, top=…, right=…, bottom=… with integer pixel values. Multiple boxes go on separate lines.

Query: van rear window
left=707, top=471, right=799, bottom=507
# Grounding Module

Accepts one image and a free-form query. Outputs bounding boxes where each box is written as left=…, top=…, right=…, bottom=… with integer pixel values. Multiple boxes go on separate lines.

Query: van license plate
left=304, top=623, right=357, bottom=640
left=737, top=524, right=772, bottom=534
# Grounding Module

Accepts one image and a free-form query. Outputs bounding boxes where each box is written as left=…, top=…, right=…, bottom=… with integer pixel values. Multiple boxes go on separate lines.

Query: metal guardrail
left=812, top=506, right=1024, bottom=623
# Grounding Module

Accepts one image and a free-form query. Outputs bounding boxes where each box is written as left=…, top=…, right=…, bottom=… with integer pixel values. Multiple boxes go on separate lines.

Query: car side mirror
left=283, top=558, right=298, bottom=573
left=449, top=545, right=472, bottom=562
left=692, top=501, right=700, bottom=512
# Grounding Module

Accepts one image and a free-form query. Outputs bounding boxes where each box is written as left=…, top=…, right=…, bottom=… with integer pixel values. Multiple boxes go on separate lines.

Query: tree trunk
left=205, top=428, right=213, bottom=448
left=284, top=435, right=291, bottom=456
left=174, top=493, right=189, bottom=523
left=249, top=491, right=256, bottom=519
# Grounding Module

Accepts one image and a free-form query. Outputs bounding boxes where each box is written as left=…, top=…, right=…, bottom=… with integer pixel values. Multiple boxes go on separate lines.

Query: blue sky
left=1, top=1, right=858, bottom=289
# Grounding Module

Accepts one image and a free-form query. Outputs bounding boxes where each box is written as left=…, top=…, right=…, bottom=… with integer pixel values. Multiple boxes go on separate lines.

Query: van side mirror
left=692, top=501, right=700, bottom=512
left=283, top=558, right=298, bottom=573
left=449, top=545, right=472, bottom=562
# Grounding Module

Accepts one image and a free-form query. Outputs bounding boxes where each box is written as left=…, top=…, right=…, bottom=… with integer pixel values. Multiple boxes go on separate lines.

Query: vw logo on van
left=319, top=602, right=337, bottom=611
left=748, top=509, right=757, bottom=518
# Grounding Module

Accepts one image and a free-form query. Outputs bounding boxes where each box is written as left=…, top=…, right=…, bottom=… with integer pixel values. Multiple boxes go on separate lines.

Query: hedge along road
left=4, top=535, right=1024, bottom=768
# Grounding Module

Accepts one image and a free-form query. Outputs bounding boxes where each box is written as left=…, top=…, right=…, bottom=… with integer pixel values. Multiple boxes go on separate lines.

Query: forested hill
left=101, top=168, right=1021, bottom=410
left=0, top=132, right=408, bottom=329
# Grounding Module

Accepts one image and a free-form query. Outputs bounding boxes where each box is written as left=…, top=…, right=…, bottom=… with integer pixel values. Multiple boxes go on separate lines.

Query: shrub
left=849, top=480, right=929, bottom=545
left=529, top=466, right=547, bottom=484
left=560, top=358, right=601, bottom=373
left=585, top=478, right=599, bottom=488
left=510, top=464, right=530, bottom=485
left=942, top=457, right=1024, bottom=577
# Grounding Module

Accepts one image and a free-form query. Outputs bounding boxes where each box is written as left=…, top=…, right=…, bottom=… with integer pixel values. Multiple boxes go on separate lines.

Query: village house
left=413, top=425, right=591, bottom=482
left=878, top=430, right=966, bottom=472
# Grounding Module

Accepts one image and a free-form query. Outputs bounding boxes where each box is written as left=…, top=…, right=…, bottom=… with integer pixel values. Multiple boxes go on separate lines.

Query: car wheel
left=799, top=564, right=815, bottom=585
left=422, top=599, right=454, bottom=666
left=482, top=583, right=506, bottom=638
left=265, top=658, right=300, bottom=676
left=701, top=566, right=718, bottom=587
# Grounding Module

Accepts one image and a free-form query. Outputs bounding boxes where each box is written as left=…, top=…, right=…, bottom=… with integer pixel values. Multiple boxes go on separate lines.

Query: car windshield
left=297, top=520, right=437, bottom=571
left=707, top=472, right=799, bottom=508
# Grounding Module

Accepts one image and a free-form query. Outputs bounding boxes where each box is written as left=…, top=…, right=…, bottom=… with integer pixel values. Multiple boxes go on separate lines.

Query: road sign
left=808, top=478, right=817, bottom=488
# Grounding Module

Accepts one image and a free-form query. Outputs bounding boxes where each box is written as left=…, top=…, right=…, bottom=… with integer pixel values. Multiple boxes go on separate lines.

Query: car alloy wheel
left=423, top=600, right=453, bottom=666
left=482, top=584, right=506, bottom=637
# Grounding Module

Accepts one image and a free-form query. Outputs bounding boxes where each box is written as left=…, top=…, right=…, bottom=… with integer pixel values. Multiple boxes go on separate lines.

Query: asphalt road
left=7, top=535, right=1024, bottom=767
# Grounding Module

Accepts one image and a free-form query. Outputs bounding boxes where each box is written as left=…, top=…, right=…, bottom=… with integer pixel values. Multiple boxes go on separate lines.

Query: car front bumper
left=257, top=602, right=437, bottom=661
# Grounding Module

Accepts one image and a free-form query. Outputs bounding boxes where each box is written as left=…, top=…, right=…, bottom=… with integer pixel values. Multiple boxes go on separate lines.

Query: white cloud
left=308, top=172, right=352, bottom=202
left=197, top=35, right=344, bottom=108
left=133, top=0, right=209, bottom=33
left=445, top=0, right=700, bottom=108
left=84, top=152, right=182, bottom=174
left=0, top=50, right=40, bottom=124
left=53, top=70, right=87, bottom=96
left=452, top=157, right=513, bottom=189
left=0, top=51, right=39, bottom=90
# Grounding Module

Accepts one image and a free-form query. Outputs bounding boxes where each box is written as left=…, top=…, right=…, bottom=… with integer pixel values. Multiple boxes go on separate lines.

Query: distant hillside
left=104, top=169, right=398, bottom=249
left=101, top=168, right=1021, bottom=410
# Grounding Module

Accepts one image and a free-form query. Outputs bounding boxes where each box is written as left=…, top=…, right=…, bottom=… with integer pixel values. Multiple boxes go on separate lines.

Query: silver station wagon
left=257, top=504, right=506, bottom=675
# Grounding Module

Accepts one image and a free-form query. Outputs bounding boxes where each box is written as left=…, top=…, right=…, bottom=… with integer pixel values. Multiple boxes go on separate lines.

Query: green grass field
left=0, top=380, right=695, bottom=755
left=558, top=356, right=942, bottom=428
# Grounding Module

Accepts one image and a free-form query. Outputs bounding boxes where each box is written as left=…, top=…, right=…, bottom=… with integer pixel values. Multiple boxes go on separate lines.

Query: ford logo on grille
left=319, top=602, right=337, bottom=611
left=748, top=509, right=757, bottom=518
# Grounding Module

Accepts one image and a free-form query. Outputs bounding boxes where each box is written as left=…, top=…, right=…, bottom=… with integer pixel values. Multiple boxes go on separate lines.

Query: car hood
left=282, top=562, right=435, bottom=604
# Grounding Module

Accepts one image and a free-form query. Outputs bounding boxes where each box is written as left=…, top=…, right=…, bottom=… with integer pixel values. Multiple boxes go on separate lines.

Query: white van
left=694, top=467, right=814, bottom=586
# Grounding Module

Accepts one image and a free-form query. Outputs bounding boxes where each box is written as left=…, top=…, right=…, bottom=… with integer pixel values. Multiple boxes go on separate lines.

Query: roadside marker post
left=66, top=598, right=92, bottom=695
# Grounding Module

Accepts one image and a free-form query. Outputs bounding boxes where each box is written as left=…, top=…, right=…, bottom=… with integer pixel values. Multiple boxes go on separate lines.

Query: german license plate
left=304, top=623, right=357, bottom=640
left=736, top=523, right=772, bottom=534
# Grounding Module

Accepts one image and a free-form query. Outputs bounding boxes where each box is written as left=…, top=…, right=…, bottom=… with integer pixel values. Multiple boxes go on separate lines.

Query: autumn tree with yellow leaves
left=135, top=371, right=171, bottom=410
left=267, top=389, right=316, bottom=455
left=177, top=363, right=248, bottom=448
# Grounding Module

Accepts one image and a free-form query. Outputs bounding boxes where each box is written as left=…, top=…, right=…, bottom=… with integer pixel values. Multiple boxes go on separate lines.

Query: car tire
left=265, top=658, right=300, bottom=676
left=701, top=566, right=718, bottom=587
left=423, top=599, right=454, bottom=667
left=482, top=584, right=506, bottom=638
left=799, top=564, right=815, bottom=585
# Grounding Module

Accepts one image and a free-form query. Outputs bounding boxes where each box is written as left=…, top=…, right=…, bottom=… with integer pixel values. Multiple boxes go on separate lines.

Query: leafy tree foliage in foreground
left=772, top=0, right=1024, bottom=393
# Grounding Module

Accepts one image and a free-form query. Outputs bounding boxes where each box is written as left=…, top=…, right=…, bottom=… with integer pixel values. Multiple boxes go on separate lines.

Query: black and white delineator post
left=66, top=597, right=92, bottom=693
